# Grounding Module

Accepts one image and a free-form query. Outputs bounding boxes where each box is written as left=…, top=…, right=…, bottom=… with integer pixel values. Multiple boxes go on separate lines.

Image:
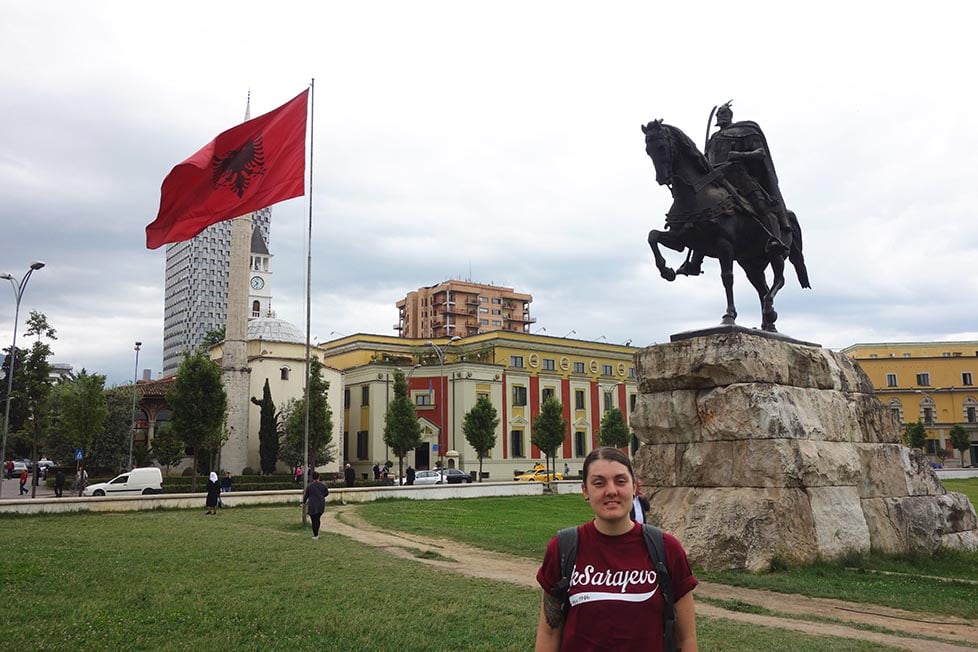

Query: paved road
left=0, top=477, right=61, bottom=500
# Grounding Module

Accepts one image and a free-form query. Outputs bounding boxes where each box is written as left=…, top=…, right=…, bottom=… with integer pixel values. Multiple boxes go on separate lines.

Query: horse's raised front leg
left=647, top=229, right=677, bottom=281
left=719, top=256, right=737, bottom=325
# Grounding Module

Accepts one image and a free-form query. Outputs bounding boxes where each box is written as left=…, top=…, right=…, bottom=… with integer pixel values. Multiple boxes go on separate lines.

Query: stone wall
left=631, top=331, right=978, bottom=571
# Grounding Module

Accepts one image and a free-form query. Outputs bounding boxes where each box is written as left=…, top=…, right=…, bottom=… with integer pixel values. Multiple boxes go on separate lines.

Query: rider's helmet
left=715, top=101, right=733, bottom=125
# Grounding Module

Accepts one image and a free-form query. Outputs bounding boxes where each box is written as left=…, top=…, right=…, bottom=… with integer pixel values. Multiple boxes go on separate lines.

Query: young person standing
left=535, top=447, right=698, bottom=651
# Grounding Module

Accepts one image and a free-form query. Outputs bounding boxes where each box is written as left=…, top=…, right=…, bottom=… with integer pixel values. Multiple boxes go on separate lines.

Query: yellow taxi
left=514, top=463, right=564, bottom=482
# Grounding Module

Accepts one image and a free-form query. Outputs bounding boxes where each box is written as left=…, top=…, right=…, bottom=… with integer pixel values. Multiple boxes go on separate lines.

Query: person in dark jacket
left=205, top=471, right=221, bottom=514
left=303, top=471, right=329, bottom=539
left=55, top=469, right=65, bottom=497
left=406, top=465, right=416, bottom=486
left=344, top=463, right=356, bottom=487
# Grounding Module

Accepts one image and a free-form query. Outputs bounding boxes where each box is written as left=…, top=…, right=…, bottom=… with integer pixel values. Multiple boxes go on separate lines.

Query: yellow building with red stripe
left=321, top=331, right=638, bottom=480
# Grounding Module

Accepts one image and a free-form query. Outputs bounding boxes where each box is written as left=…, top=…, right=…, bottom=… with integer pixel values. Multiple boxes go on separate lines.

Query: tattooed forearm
left=543, top=592, right=565, bottom=629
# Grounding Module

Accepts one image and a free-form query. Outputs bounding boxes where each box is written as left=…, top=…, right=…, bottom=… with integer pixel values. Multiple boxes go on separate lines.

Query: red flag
left=145, top=89, right=308, bottom=249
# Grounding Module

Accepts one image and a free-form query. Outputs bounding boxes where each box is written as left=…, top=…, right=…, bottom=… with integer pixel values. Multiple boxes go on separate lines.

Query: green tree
left=151, top=423, right=185, bottom=476
left=201, top=327, right=226, bottom=349
left=167, top=350, right=227, bottom=491
left=251, top=378, right=280, bottom=474
left=277, top=399, right=302, bottom=472
left=532, top=396, right=567, bottom=487
left=0, top=346, right=29, bottom=449
left=904, top=420, right=927, bottom=451
left=133, top=443, right=151, bottom=467
left=598, top=407, right=630, bottom=449
left=383, top=369, right=422, bottom=482
left=949, top=424, right=971, bottom=468
left=56, top=370, right=109, bottom=470
left=92, top=385, right=135, bottom=474
left=281, top=357, right=334, bottom=472
left=19, top=311, right=57, bottom=494
left=463, top=395, right=499, bottom=482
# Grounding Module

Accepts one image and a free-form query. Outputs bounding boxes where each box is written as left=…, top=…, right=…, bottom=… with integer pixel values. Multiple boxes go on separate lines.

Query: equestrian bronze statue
left=642, top=104, right=810, bottom=332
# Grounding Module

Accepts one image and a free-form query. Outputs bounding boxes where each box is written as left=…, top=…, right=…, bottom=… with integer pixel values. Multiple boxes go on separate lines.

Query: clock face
left=250, top=276, right=265, bottom=290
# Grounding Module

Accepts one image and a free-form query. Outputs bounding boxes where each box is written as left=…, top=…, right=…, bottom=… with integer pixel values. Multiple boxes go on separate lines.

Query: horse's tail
left=787, top=210, right=812, bottom=289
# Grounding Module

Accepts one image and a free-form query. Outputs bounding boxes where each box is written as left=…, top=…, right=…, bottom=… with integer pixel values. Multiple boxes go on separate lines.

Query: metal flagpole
left=301, top=78, right=315, bottom=523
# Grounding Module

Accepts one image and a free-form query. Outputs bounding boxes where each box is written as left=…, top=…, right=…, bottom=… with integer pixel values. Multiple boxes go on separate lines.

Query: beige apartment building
left=395, top=280, right=534, bottom=339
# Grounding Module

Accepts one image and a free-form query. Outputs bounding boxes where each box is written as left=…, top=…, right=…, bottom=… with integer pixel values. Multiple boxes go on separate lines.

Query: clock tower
left=248, top=226, right=273, bottom=319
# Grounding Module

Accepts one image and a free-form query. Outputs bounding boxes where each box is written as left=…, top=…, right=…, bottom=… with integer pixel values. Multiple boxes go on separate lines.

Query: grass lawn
left=944, top=477, right=978, bottom=508
left=1, top=503, right=906, bottom=651
left=357, top=494, right=978, bottom=619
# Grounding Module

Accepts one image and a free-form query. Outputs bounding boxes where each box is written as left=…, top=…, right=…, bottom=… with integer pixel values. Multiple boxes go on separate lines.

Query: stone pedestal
left=631, top=331, right=978, bottom=571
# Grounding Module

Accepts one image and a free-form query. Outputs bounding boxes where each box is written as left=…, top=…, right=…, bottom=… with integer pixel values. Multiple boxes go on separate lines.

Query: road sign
left=74, top=449, right=84, bottom=461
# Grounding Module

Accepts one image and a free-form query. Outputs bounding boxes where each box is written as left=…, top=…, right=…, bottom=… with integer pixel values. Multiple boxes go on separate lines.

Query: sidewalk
left=0, top=478, right=58, bottom=501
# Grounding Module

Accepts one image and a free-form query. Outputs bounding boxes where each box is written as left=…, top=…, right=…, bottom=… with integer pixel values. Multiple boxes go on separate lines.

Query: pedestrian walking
left=302, top=471, right=329, bottom=540
left=55, top=469, right=65, bottom=497
left=76, top=467, right=88, bottom=497
left=19, top=468, right=28, bottom=495
left=294, top=465, right=303, bottom=484
left=205, top=471, right=220, bottom=514
left=344, top=463, right=356, bottom=487
left=406, top=465, right=416, bottom=486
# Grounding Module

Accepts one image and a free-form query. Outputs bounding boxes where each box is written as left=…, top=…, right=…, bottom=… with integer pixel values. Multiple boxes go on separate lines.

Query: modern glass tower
left=161, top=207, right=271, bottom=375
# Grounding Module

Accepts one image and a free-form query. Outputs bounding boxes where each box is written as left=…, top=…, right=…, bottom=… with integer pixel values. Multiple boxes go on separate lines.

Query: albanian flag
left=146, top=89, right=308, bottom=249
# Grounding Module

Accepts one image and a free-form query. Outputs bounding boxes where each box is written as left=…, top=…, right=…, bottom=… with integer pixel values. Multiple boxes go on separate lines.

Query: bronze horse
left=642, top=120, right=810, bottom=332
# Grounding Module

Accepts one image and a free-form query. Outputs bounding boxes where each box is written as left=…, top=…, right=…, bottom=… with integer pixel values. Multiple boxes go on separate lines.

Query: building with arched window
left=209, top=317, right=342, bottom=474
left=321, top=331, right=637, bottom=481
left=843, top=341, right=978, bottom=466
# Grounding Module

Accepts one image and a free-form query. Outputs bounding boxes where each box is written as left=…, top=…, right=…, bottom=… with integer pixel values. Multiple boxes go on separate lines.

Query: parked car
left=83, top=467, right=164, bottom=497
left=401, top=468, right=473, bottom=485
left=36, top=460, right=57, bottom=478
left=411, top=470, right=443, bottom=485
left=439, top=468, right=472, bottom=484
left=5, top=461, right=28, bottom=478
left=515, top=464, right=563, bottom=482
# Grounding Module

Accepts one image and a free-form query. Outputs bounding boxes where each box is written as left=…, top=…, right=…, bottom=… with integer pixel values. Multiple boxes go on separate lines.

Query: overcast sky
left=2, top=1, right=976, bottom=387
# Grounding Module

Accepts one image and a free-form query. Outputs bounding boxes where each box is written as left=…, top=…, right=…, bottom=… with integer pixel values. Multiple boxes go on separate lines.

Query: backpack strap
left=553, top=526, right=579, bottom=614
left=643, top=524, right=675, bottom=652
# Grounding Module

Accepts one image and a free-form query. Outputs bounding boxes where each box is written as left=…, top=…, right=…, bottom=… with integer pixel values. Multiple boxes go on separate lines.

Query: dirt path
left=324, top=507, right=978, bottom=651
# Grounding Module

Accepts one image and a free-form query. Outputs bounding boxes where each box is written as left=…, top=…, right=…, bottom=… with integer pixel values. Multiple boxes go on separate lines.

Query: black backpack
left=552, top=524, right=675, bottom=652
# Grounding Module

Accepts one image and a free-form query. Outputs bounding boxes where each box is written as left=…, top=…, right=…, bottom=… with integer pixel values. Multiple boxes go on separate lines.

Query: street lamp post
left=0, top=261, right=45, bottom=499
left=425, top=336, right=460, bottom=467
left=128, top=341, right=142, bottom=470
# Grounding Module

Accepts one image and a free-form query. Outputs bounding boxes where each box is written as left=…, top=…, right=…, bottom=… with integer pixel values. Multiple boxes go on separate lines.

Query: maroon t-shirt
left=536, top=521, right=697, bottom=652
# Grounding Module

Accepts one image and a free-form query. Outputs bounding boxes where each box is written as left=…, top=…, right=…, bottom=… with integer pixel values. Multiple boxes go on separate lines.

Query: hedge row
left=41, top=472, right=400, bottom=493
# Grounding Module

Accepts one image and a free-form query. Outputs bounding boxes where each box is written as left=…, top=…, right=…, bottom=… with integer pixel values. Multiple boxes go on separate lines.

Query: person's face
left=582, top=459, right=636, bottom=523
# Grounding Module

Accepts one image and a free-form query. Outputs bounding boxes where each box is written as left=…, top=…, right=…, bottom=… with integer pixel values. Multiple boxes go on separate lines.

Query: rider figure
left=678, top=102, right=790, bottom=276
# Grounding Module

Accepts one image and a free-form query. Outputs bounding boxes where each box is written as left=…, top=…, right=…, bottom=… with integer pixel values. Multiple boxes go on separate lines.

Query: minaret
left=221, top=91, right=254, bottom=473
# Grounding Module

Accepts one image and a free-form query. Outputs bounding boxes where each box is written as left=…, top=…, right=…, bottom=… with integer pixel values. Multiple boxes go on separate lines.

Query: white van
left=83, top=467, right=164, bottom=497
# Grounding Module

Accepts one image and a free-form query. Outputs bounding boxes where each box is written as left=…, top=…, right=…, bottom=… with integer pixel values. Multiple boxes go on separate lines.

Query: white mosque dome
left=246, top=317, right=305, bottom=344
